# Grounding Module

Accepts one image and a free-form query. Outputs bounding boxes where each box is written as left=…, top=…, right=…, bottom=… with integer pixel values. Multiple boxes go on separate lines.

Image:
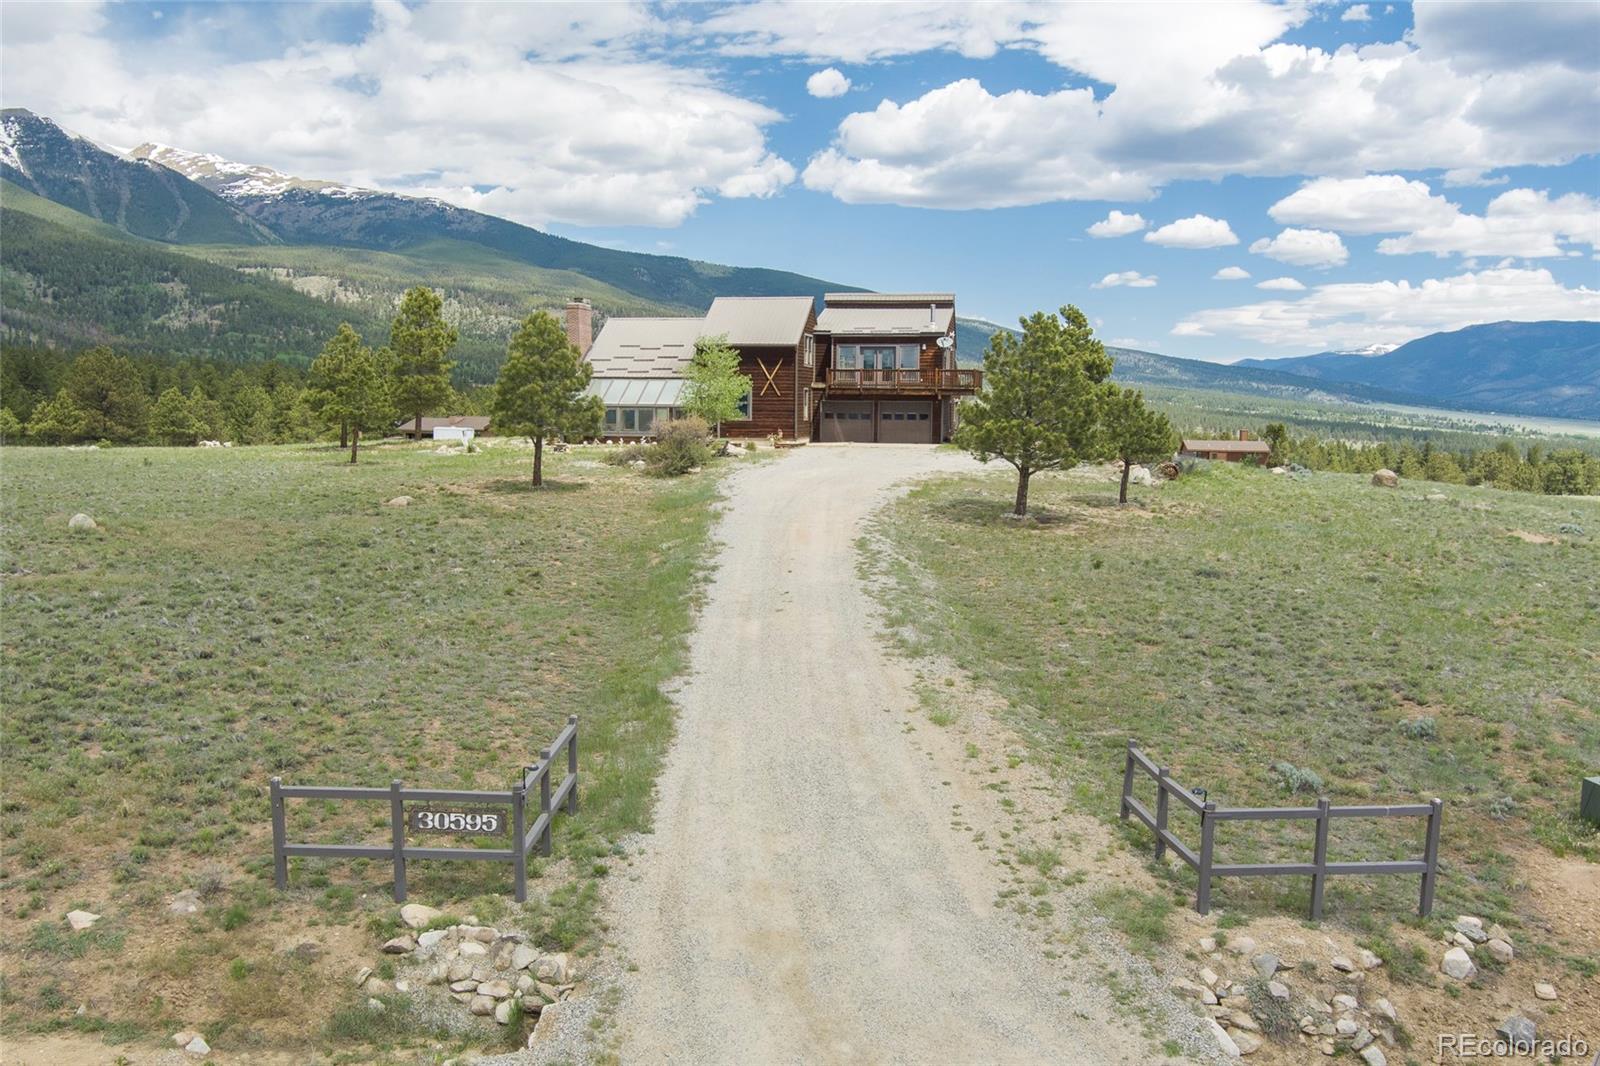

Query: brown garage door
left=879, top=401, right=933, bottom=443
left=820, top=401, right=874, bottom=442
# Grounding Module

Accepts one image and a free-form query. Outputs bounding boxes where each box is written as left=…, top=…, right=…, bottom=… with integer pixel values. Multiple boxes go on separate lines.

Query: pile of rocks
left=1173, top=934, right=1394, bottom=1063
left=1440, top=914, right=1514, bottom=981
left=376, top=906, right=577, bottom=1037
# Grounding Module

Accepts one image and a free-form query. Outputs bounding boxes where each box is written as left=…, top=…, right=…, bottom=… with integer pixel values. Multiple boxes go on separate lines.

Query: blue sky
left=2, top=1, right=1596, bottom=361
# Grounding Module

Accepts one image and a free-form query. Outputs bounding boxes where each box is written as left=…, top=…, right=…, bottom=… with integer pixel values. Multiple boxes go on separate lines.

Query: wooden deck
left=823, top=368, right=982, bottom=394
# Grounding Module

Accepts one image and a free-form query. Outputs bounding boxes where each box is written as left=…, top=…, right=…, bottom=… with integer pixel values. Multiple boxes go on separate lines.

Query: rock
left=1453, top=915, right=1487, bottom=943
left=532, top=1001, right=563, bottom=1044
left=446, top=957, right=475, bottom=982
left=418, top=929, right=448, bottom=951
left=1330, top=955, right=1355, bottom=973
left=68, top=513, right=98, bottom=532
left=1441, top=946, right=1477, bottom=980
left=1129, top=465, right=1153, bottom=485
left=1229, top=1011, right=1260, bottom=1032
left=1497, top=1015, right=1536, bottom=1050
left=1373, top=997, right=1397, bottom=1022
left=172, top=1030, right=199, bottom=1048
left=353, top=966, right=372, bottom=987
left=1370, top=469, right=1398, bottom=487
left=463, top=925, right=498, bottom=943
left=1207, top=1018, right=1241, bottom=1059
left=1267, top=981, right=1290, bottom=1001
left=1332, top=994, right=1359, bottom=1012
left=385, top=496, right=412, bottom=507
left=381, top=935, right=417, bottom=954
left=522, top=995, right=544, bottom=1014
left=494, top=998, right=515, bottom=1025
left=1253, top=953, right=1280, bottom=979
left=1198, top=936, right=1217, bottom=953
left=1359, top=1047, right=1387, bottom=1066
left=366, top=998, right=385, bottom=1012
left=1352, top=1027, right=1374, bottom=1050
left=1232, top=1030, right=1263, bottom=1055
left=1533, top=981, right=1557, bottom=1001
left=536, top=981, right=562, bottom=1002
left=1485, top=938, right=1514, bottom=963
left=450, top=979, right=479, bottom=993
left=399, top=903, right=441, bottom=929
left=511, top=943, right=538, bottom=971
left=1156, top=461, right=1180, bottom=480
left=1335, top=1018, right=1359, bottom=1038
left=1320, top=1040, right=1336, bottom=1056
left=1199, top=967, right=1221, bottom=988
left=469, top=994, right=496, bottom=1016
left=167, top=889, right=203, bottom=915
left=394, top=979, right=410, bottom=993
left=477, top=979, right=513, bottom=999
left=1229, top=936, right=1258, bottom=957
left=65, top=910, right=100, bottom=931
left=1270, top=466, right=1288, bottom=474
left=1357, top=949, right=1383, bottom=970
left=457, top=940, right=487, bottom=957
left=292, top=941, right=324, bottom=962
left=535, top=953, right=571, bottom=983
left=1452, top=931, right=1477, bottom=950
left=184, top=1036, right=211, bottom=1056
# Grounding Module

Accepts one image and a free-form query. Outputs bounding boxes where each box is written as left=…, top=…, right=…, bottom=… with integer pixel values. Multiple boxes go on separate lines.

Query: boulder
left=1496, top=1015, right=1536, bottom=1050
left=535, top=953, right=571, bottom=983
left=446, top=957, right=475, bottom=982
left=1232, top=1030, right=1263, bottom=1055
left=167, top=889, right=202, bottom=915
left=1335, top=1018, right=1359, bottom=1038
left=65, top=910, right=101, bottom=931
left=469, top=994, right=496, bottom=1016
left=1484, top=938, right=1513, bottom=963
left=1332, top=994, right=1359, bottom=1012
left=184, top=1036, right=211, bottom=1056
left=366, top=998, right=385, bottom=1012
left=1207, top=1018, right=1241, bottom=1059
left=385, top=496, right=412, bottom=507
left=1370, top=469, right=1398, bottom=487
left=1357, top=949, right=1383, bottom=970
left=1330, top=955, right=1355, bottom=973
left=171, top=1030, right=199, bottom=1048
left=1351, top=1027, right=1374, bottom=1050
left=1359, top=1047, right=1387, bottom=1066
left=1253, top=953, right=1279, bottom=979
left=418, top=929, right=448, bottom=951
left=68, top=513, right=98, bottom=532
left=1373, top=997, right=1397, bottom=1023
left=1228, top=936, right=1258, bottom=957
left=532, top=1001, right=564, bottom=1044
left=1199, top=967, right=1221, bottom=988
left=457, top=940, right=488, bottom=957
left=1452, top=915, right=1487, bottom=943
left=1533, top=981, right=1557, bottom=1001
left=1267, top=981, right=1289, bottom=1001
left=449, top=979, right=478, bottom=993
left=353, top=967, right=372, bottom=988
left=494, top=998, right=516, bottom=1025
left=1155, top=462, right=1180, bottom=480
left=1128, top=465, right=1153, bottom=486
left=1228, top=1011, right=1260, bottom=1032
left=1441, top=946, right=1477, bottom=981
left=1198, top=936, right=1217, bottom=953
left=463, top=925, right=498, bottom=943
left=477, top=979, right=513, bottom=999
left=381, top=935, right=417, bottom=954
left=399, top=903, right=441, bottom=929
left=512, top=944, right=539, bottom=971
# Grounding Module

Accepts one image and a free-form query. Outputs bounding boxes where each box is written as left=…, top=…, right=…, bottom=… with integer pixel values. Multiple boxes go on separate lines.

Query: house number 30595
left=409, top=809, right=504, bottom=834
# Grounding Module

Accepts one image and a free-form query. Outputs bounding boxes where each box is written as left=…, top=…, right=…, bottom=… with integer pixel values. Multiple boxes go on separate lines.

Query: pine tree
left=149, top=386, right=205, bottom=445
left=1100, top=387, right=1177, bottom=504
left=491, top=311, right=602, bottom=486
left=25, top=389, right=89, bottom=444
left=309, top=324, right=390, bottom=464
left=389, top=287, right=457, bottom=439
left=63, top=346, right=149, bottom=442
left=680, top=334, right=751, bottom=436
left=0, top=407, right=22, bottom=444
left=953, top=304, right=1112, bottom=516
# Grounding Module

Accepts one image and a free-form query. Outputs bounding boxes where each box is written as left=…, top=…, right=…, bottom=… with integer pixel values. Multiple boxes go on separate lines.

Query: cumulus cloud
left=1172, top=266, right=1600, bottom=347
left=1268, top=175, right=1457, bottom=234
left=1341, top=5, right=1371, bottom=22
left=1087, top=210, right=1146, bottom=238
left=1256, top=277, right=1306, bottom=290
left=1144, top=215, right=1238, bottom=248
left=1213, top=266, right=1251, bottom=280
left=1376, top=188, right=1600, bottom=258
left=1250, top=228, right=1349, bottom=268
left=806, top=67, right=850, bottom=97
left=1092, top=270, right=1158, bottom=288
left=0, top=0, right=795, bottom=228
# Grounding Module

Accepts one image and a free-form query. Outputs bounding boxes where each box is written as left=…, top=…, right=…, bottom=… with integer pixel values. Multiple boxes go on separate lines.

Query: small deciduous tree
left=1099, top=387, right=1177, bottom=504
left=680, top=334, right=751, bottom=436
left=25, top=389, right=89, bottom=444
left=389, top=286, right=457, bottom=440
left=150, top=386, right=205, bottom=445
left=309, top=323, right=390, bottom=464
left=953, top=305, right=1112, bottom=516
left=491, top=311, right=603, bottom=486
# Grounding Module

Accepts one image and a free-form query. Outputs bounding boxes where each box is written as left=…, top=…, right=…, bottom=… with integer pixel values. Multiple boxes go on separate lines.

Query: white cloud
left=1087, top=210, right=1146, bottom=238
left=1172, top=266, right=1600, bottom=347
left=1341, top=5, right=1371, bottom=23
left=1213, top=266, right=1252, bottom=280
left=1144, top=214, right=1238, bottom=249
left=806, top=67, right=850, bottom=98
left=1250, top=228, right=1349, bottom=268
left=1257, top=277, right=1306, bottom=290
left=1092, top=270, right=1158, bottom=288
left=1443, top=168, right=1509, bottom=187
left=1268, top=175, right=1457, bottom=235
left=1376, top=188, right=1600, bottom=258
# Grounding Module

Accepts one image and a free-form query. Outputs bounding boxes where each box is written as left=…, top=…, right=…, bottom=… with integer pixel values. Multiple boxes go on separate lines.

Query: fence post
left=512, top=780, right=528, bottom=904
left=1196, top=802, right=1217, bottom=915
left=1154, top=766, right=1171, bottom=860
left=1120, top=741, right=1138, bottom=820
left=566, top=715, right=579, bottom=815
left=539, top=747, right=553, bottom=857
left=1419, top=798, right=1443, bottom=916
left=1310, top=797, right=1331, bottom=921
left=270, top=776, right=287, bottom=890
left=389, top=779, right=407, bottom=904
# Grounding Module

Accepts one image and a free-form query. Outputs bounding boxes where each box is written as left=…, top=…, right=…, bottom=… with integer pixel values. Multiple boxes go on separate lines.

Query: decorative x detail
left=756, top=358, right=783, bottom=397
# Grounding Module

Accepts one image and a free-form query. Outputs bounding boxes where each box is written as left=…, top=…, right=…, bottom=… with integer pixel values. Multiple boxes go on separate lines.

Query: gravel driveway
left=607, top=445, right=1145, bottom=1064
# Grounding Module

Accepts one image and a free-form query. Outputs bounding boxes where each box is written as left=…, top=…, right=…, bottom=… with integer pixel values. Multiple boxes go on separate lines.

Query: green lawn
left=872, top=462, right=1599, bottom=969
left=0, top=440, right=720, bottom=1054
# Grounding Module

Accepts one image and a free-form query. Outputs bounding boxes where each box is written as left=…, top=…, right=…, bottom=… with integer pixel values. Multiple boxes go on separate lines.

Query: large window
left=835, top=343, right=919, bottom=370
left=608, top=407, right=669, bottom=435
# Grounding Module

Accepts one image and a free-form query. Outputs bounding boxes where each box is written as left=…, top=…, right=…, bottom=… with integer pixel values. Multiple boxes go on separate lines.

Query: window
left=802, top=388, right=811, bottom=422
left=638, top=408, right=655, bottom=433
left=604, top=408, right=618, bottom=429
left=898, top=344, right=919, bottom=370
left=803, top=334, right=815, bottom=367
left=622, top=409, right=637, bottom=431
left=735, top=388, right=752, bottom=419
left=836, top=344, right=858, bottom=370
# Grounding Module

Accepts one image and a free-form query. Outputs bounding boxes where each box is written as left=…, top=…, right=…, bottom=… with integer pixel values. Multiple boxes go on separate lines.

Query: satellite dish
left=936, top=336, right=954, bottom=349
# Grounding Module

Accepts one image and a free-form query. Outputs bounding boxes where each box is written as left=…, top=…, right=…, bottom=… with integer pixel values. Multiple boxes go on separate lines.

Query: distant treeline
left=0, top=343, right=488, bottom=446
left=1258, top=423, right=1600, bottom=496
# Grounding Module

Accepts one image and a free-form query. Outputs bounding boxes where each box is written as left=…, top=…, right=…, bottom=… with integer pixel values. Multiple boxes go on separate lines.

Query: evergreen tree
left=64, top=346, right=148, bottom=441
left=389, top=287, right=457, bottom=439
left=491, top=311, right=602, bottom=486
left=680, top=334, right=751, bottom=436
left=149, top=387, right=205, bottom=445
left=1100, top=387, right=1177, bottom=504
left=227, top=384, right=276, bottom=444
left=953, top=304, right=1112, bottom=516
left=1261, top=422, right=1289, bottom=466
left=309, top=323, right=389, bottom=464
left=189, top=387, right=226, bottom=442
left=25, top=389, right=89, bottom=444
left=0, top=407, right=22, bottom=444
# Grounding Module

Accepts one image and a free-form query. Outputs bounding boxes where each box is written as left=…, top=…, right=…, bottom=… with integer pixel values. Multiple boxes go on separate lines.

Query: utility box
left=1583, top=776, right=1600, bottom=827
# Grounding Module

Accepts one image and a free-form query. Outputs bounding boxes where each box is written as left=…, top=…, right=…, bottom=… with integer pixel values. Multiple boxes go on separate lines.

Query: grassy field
left=0, top=440, right=722, bottom=1057
left=872, top=461, right=1599, bottom=977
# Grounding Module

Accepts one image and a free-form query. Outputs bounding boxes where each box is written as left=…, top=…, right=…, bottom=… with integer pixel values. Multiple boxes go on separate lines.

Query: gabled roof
left=816, top=292, right=955, bottom=336
left=824, top=292, right=954, bottom=306
left=1181, top=439, right=1271, bottom=453
left=584, top=317, right=703, bottom=377
left=701, top=296, right=814, bottom=347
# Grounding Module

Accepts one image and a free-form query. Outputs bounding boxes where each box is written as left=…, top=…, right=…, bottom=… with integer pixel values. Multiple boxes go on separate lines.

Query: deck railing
left=1119, top=740, right=1442, bottom=919
left=825, top=368, right=982, bottom=391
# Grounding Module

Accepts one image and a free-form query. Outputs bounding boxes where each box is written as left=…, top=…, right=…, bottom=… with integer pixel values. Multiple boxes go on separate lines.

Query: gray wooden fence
left=270, top=716, right=578, bottom=903
left=1119, top=740, right=1442, bottom=919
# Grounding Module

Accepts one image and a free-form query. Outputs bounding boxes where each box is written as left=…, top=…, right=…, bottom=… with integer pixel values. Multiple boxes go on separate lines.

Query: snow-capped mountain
left=126, top=142, right=370, bottom=201
left=1331, top=343, right=1400, bottom=357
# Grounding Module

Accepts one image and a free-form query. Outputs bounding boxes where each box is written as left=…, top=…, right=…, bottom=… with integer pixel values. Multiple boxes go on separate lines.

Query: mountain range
left=2, top=107, right=1593, bottom=418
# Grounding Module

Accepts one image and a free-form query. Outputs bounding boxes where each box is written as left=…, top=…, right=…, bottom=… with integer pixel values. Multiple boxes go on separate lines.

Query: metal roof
left=584, top=317, right=702, bottom=377
left=394, top=415, right=491, bottom=433
left=824, top=292, right=954, bottom=306
left=816, top=304, right=955, bottom=336
left=588, top=377, right=686, bottom=406
left=701, top=296, right=813, bottom=347
left=1181, top=439, right=1271, bottom=452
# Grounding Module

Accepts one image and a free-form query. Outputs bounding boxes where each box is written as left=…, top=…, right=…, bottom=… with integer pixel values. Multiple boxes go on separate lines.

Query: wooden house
left=1179, top=431, right=1271, bottom=463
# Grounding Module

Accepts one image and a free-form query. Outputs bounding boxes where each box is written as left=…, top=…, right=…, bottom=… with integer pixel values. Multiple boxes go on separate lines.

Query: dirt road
left=606, top=445, right=1153, bottom=1064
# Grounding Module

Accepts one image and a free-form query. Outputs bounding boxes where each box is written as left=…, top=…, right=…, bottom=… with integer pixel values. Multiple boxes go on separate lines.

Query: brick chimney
left=565, top=297, right=593, bottom=355
left=1238, top=429, right=1252, bottom=441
